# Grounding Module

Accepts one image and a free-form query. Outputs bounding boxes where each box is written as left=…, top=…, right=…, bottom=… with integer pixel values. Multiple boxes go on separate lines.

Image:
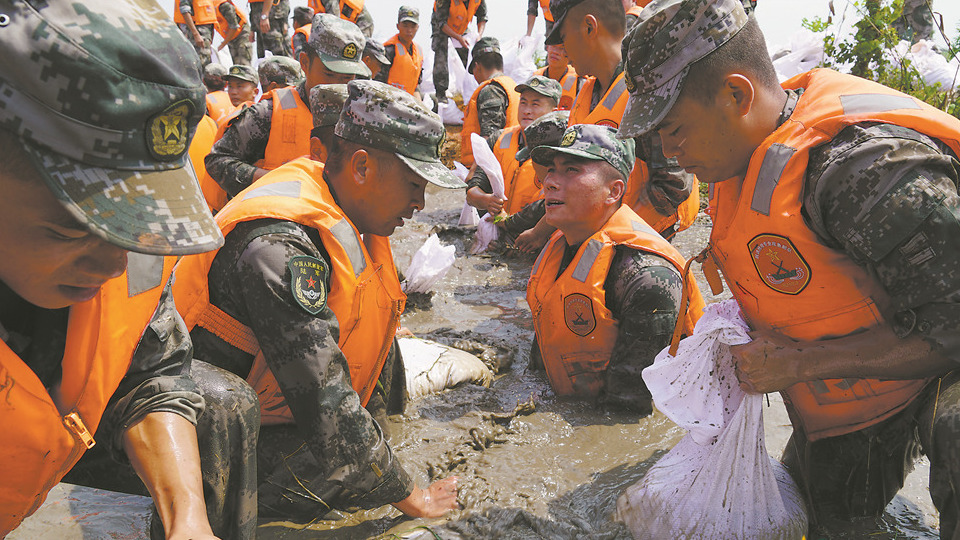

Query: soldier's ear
left=608, top=177, right=625, bottom=204
left=310, top=137, right=326, bottom=163
left=350, top=148, right=370, bottom=185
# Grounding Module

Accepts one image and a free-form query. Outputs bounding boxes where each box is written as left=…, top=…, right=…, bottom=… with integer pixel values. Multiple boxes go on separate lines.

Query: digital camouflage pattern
left=516, top=110, right=570, bottom=162
left=226, top=64, right=258, bottom=84
left=258, top=55, right=305, bottom=88
left=309, top=13, right=370, bottom=77
left=430, top=0, right=487, bottom=99
left=0, top=0, right=221, bottom=256
left=532, top=124, right=636, bottom=181
left=217, top=0, right=252, bottom=67
left=249, top=0, right=291, bottom=59
left=336, top=80, right=465, bottom=188
left=893, top=0, right=935, bottom=44
left=475, top=79, right=512, bottom=150
left=399, top=5, right=420, bottom=23
left=364, top=37, right=391, bottom=66
left=468, top=35, right=501, bottom=74
left=309, top=84, right=350, bottom=128
left=178, top=22, right=215, bottom=67
left=618, top=0, right=749, bottom=138
left=516, top=75, right=563, bottom=105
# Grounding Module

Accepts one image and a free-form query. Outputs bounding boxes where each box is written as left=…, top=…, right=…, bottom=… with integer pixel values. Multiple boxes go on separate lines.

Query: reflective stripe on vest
left=213, top=0, right=247, bottom=41
left=443, top=0, right=482, bottom=36
left=536, top=65, right=579, bottom=111
left=461, top=75, right=521, bottom=167
left=260, top=87, right=313, bottom=171
left=493, top=126, right=541, bottom=214
left=384, top=35, right=423, bottom=96
left=174, top=0, right=217, bottom=25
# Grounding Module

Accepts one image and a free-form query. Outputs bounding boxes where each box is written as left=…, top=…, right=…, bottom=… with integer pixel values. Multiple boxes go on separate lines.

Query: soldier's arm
left=477, top=83, right=509, bottom=149
left=205, top=100, right=273, bottom=198
left=601, top=247, right=682, bottom=414
left=292, top=31, right=308, bottom=59
left=375, top=44, right=396, bottom=83
left=732, top=123, right=960, bottom=393
left=320, top=0, right=340, bottom=16
left=634, top=132, right=696, bottom=217
left=476, top=0, right=488, bottom=35
left=218, top=3, right=242, bottom=44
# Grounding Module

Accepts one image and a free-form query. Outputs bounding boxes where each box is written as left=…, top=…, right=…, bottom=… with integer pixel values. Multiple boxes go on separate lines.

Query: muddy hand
left=730, top=330, right=801, bottom=394
left=421, top=476, right=459, bottom=517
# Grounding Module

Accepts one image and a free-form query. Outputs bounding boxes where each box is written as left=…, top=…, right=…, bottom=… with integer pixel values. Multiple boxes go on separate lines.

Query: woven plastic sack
left=403, top=234, right=456, bottom=294
left=471, top=133, right=506, bottom=254
left=616, top=300, right=807, bottom=539
left=400, top=337, right=494, bottom=399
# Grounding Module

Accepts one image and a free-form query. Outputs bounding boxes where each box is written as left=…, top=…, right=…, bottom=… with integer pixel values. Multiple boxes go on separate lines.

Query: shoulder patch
left=564, top=293, right=597, bottom=336
left=289, top=255, right=329, bottom=315
left=747, top=234, right=811, bottom=295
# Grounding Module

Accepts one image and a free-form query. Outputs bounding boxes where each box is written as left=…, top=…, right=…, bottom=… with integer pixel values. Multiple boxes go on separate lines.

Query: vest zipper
left=63, top=411, right=96, bottom=449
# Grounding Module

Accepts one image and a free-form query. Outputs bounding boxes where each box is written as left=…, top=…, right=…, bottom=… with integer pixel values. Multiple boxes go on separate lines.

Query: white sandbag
left=502, top=34, right=539, bottom=85
left=454, top=161, right=482, bottom=226
left=400, top=337, right=494, bottom=399
left=403, top=234, right=456, bottom=294
left=772, top=29, right=824, bottom=82
left=905, top=39, right=960, bottom=89
left=616, top=300, right=807, bottom=540
left=471, top=133, right=506, bottom=253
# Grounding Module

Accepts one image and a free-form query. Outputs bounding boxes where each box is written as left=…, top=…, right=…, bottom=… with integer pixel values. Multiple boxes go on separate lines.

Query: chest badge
left=747, top=234, right=811, bottom=295
left=564, top=293, right=597, bottom=336
left=289, top=255, right=329, bottom=314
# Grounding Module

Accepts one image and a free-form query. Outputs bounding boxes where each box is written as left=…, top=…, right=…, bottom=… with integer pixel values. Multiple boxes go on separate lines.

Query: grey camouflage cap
left=226, top=64, right=258, bottom=84
left=309, top=13, right=371, bottom=77
left=516, top=75, right=562, bottom=104
left=364, top=38, right=391, bottom=66
left=545, top=0, right=588, bottom=46
left=618, top=0, right=749, bottom=138
left=310, top=84, right=349, bottom=129
left=204, top=63, right=229, bottom=78
left=258, top=55, right=305, bottom=87
left=398, top=5, right=419, bottom=24
left=336, top=80, right=465, bottom=189
left=468, top=36, right=501, bottom=75
left=532, top=124, right=636, bottom=181
left=0, top=0, right=222, bottom=256
left=516, top=110, right=570, bottom=162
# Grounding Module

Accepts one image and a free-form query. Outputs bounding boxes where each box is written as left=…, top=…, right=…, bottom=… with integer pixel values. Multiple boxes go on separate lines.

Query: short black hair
left=202, top=74, right=225, bottom=92
left=474, top=52, right=503, bottom=72
left=570, top=0, right=626, bottom=38
left=293, top=6, right=314, bottom=27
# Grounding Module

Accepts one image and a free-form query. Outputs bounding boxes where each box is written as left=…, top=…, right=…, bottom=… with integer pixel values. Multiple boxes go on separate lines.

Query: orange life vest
left=527, top=205, right=704, bottom=397
left=174, top=0, right=217, bottom=26
left=535, top=65, right=579, bottom=111
left=309, top=0, right=364, bottom=23
left=493, top=126, right=541, bottom=214
left=257, top=87, right=313, bottom=171
left=627, top=5, right=645, bottom=17
left=539, top=0, right=553, bottom=22
left=213, top=0, right=247, bottom=41
left=174, top=158, right=406, bottom=425
left=190, top=115, right=228, bottom=213
left=206, top=90, right=237, bottom=127
left=707, top=69, right=960, bottom=441
left=384, top=35, right=424, bottom=96
left=461, top=75, right=520, bottom=167
left=439, top=0, right=482, bottom=36
left=0, top=255, right=175, bottom=536
left=291, top=23, right=311, bottom=54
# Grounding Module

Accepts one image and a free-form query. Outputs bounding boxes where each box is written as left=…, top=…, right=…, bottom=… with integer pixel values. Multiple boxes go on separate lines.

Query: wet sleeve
left=528, top=0, right=540, bottom=16
left=179, top=0, right=192, bottom=15
left=477, top=84, right=509, bottom=149
left=233, top=230, right=414, bottom=507
left=503, top=199, right=546, bottom=239
left=101, top=276, right=205, bottom=462
left=476, top=0, right=488, bottom=22
left=205, top=100, right=272, bottom=198
left=466, top=165, right=493, bottom=193
left=601, top=247, right=682, bottom=414
left=804, top=123, right=960, bottom=364
left=634, top=132, right=696, bottom=217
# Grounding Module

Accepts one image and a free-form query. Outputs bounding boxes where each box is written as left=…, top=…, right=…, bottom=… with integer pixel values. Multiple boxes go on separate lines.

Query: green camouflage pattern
left=249, top=0, right=291, bottom=59
left=226, top=64, right=258, bottom=84
left=532, top=124, right=636, bottom=180
left=216, top=0, right=252, bottom=66
left=363, top=37, right=391, bottom=66
left=516, top=110, right=570, bottom=162
left=399, top=5, right=420, bottom=23
left=309, top=84, right=349, bottom=129
left=177, top=22, right=215, bottom=68
left=618, top=0, right=749, bottom=138
left=544, top=0, right=588, bottom=45
left=309, top=13, right=371, bottom=77
left=258, top=56, right=304, bottom=87
left=0, top=0, right=221, bottom=256
left=468, top=35, right=501, bottom=74
left=205, top=62, right=229, bottom=79
left=336, top=80, right=465, bottom=188
left=516, top=75, right=563, bottom=104
left=474, top=77, right=513, bottom=150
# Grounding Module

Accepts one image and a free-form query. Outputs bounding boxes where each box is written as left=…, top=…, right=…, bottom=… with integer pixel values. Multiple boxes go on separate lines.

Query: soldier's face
left=348, top=151, right=427, bottom=236
left=518, top=91, right=556, bottom=130
left=545, top=44, right=568, bottom=70
left=0, top=154, right=128, bottom=309
left=302, top=54, right=357, bottom=90
left=226, top=79, right=258, bottom=106
left=397, top=21, right=418, bottom=43
left=541, top=155, right=622, bottom=243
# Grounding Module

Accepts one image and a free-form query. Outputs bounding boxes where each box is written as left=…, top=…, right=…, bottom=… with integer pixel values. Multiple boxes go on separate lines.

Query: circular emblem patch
left=560, top=130, right=576, bottom=147
left=342, top=42, right=358, bottom=59
left=747, top=234, right=811, bottom=295
left=289, top=255, right=329, bottom=314
left=596, top=119, right=619, bottom=129
left=146, top=99, right=192, bottom=161
left=564, top=293, right=596, bottom=337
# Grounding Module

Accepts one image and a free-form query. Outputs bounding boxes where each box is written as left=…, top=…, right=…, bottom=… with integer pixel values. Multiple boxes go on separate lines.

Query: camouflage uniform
left=313, top=0, right=375, bottom=38
left=217, top=0, right=253, bottom=66
left=249, top=0, right=292, bottom=59
left=620, top=0, right=960, bottom=534
left=0, top=1, right=258, bottom=537
left=258, top=55, right=305, bottom=88
left=191, top=81, right=464, bottom=518
left=528, top=0, right=554, bottom=36
left=177, top=0, right=215, bottom=66
left=893, top=0, right=935, bottom=44
left=431, top=0, right=488, bottom=100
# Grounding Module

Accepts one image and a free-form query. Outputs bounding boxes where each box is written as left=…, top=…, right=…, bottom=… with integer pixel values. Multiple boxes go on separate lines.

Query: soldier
left=431, top=0, right=488, bottom=109
left=250, top=0, right=292, bottom=59
left=535, top=44, right=582, bottom=111
left=225, top=64, right=259, bottom=107
left=527, top=0, right=555, bottom=37
left=308, top=84, right=350, bottom=163
left=460, top=36, right=520, bottom=167
left=291, top=6, right=315, bottom=59
left=204, top=63, right=237, bottom=126
left=175, top=80, right=464, bottom=521
left=214, top=0, right=253, bottom=66
left=258, top=56, right=306, bottom=93
left=310, top=0, right=375, bottom=38
left=175, top=0, right=217, bottom=67
left=378, top=6, right=425, bottom=99
left=206, top=14, right=368, bottom=199
left=0, top=1, right=259, bottom=538
left=620, top=0, right=960, bottom=536
left=362, top=38, right=391, bottom=80
left=526, top=124, right=703, bottom=411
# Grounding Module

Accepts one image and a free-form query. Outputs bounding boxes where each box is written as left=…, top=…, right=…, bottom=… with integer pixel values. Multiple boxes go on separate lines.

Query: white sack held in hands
left=402, top=234, right=456, bottom=294
left=616, top=300, right=808, bottom=540
left=400, top=336, right=493, bottom=399
left=454, top=161, right=482, bottom=226
left=471, top=133, right=507, bottom=254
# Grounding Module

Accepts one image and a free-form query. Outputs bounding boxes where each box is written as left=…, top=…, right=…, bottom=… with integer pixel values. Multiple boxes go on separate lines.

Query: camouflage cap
left=545, top=0, right=588, bottom=46
left=532, top=124, right=636, bottom=180
left=515, top=75, right=562, bottom=104
left=258, top=55, right=305, bottom=87
left=309, top=13, right=371, bottom=77
left=204, top=63, right=230, bottom=78
left=0, top=0, right=222, bottom=256
left=398, top=5, right=420, bottom=24
left=226, top=64, right=259, bottom=85
left=310, top=84, right=349, bottom=129
left=468, top=36, right=501, bottom=75
left=618, top=0, right=749, bottom=138
left=516, top=110, right=570, bottom=162
left=336, top=80, right=465, bottom=189
left=363, top=38, right=391, bottom=66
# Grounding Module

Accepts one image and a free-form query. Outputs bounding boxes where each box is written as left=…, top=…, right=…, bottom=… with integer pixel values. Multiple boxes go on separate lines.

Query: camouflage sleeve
left=355, top=6, right=374, bottom=38
left=100, top=275, right=205, bottom=462
left=229, top=222, right=414, bottom=507
left=804, top=122, right=960, bottom=364
left=477, top=83, right=509, bottom=149
left=476, top=0, right=488, bottom=22
left=528, top=0, right=540, bottom=17
left=375, top=44, right=396, bottom=84
left=179, top=0, right=192, bottom=15
left=432, top=0, right=450, bottom=36
left=319, top=0, right=340, bottom=16
left=466, top=165, right=493, bottom=193
left=600, top=247, right=682, bottom=414
left=503, top=199, right=546, bottom=238
left=292, top=31, right=308, bottom=59
left=205, top=99, right=273, bottom=198
left=218, top=2, right=240, bottom=29
left=634, top=132, right=696, bottom=217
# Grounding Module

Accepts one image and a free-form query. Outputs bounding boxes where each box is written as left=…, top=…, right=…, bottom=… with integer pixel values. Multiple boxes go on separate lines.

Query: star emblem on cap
left=342, top=43, right=358, bottom=59
left=560, top=130, right=576, bottom=147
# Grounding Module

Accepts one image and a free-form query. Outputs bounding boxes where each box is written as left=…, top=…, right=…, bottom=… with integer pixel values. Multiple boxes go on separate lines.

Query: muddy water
left=257, top=184, right=940, bottom=539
